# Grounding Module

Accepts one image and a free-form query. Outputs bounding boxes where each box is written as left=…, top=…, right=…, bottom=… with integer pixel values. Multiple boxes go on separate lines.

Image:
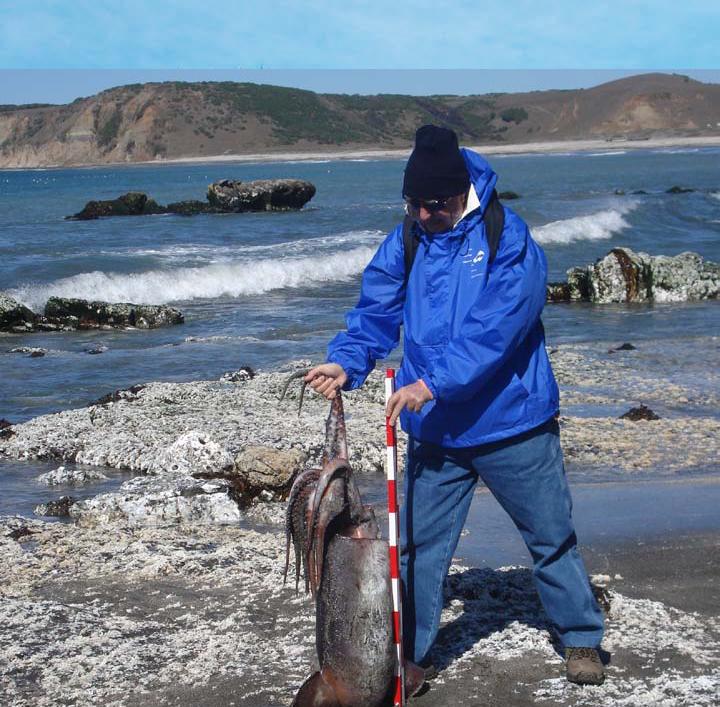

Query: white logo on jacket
left=462, top=248, right=487, bottom=279
left=463, top=248, right=485, bottom=264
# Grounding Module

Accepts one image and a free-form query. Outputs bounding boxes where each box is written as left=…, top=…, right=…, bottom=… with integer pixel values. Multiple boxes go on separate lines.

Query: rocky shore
left=1, top=341, right=719, bottom=705
left=0, top=295, right=184, bottom=334
left=2, top=342, right=719, bottom=502
left=547, top=247, right=720, bottom=304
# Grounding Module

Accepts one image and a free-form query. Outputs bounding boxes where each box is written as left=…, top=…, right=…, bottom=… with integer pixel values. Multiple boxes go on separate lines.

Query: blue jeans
left=400, top=418, right=604, bottom=663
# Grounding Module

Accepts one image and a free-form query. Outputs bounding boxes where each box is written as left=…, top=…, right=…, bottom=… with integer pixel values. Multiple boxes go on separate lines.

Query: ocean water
left=1, top=147, right=719, bottom=526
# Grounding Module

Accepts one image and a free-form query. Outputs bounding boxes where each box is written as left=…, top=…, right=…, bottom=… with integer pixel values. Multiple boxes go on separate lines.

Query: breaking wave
left=584, top=151, right=628, bottom=157
left=11, top=245, right=378, bottom=310
left=97, top=230, right=384, bottom=262
left=532, top=200, right=639, bottom=245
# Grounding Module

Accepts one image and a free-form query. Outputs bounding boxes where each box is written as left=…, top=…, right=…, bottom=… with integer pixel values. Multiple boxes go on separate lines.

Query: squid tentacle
left=278, top=369, right=311, bottom=416
left=322, top=394, right=348, bottom=465
left=305, top=458, right=355, bottom=596
left=280, top=369, right=358, bottom=597
left=284, top=467, right=320, bottom=591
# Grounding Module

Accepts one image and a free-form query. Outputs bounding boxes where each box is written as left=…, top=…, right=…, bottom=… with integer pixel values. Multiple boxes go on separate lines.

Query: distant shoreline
left=141, top=135, right=720, bottom=166
left=3, top=135, right=720, bottom=171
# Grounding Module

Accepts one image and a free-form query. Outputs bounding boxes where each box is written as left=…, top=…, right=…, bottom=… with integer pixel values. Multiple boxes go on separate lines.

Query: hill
left=1, top=73, right=719, bottom=168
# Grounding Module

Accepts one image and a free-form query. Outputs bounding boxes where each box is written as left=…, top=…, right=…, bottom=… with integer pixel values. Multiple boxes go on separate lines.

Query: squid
left=280, top=371, right=424, bottom=706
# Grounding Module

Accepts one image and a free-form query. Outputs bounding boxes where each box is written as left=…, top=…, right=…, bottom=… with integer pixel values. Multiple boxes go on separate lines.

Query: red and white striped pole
left=385, top=368, right=406, bottom=707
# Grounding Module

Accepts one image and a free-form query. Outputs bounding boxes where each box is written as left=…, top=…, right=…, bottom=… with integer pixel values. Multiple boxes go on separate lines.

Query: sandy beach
left=3, top=134, right=719, bottom=171
left=2, top=502, right=718, bottom=706
left=146, top=135, right=720, bottom=168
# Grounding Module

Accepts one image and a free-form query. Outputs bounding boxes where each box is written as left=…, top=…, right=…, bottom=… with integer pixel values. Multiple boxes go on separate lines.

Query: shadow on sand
left=429, top=567, right=611, bottom=671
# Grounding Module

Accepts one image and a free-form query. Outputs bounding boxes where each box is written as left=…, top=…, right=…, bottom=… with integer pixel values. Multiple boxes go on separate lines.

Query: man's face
left=405, top=192, right=468, bottom=234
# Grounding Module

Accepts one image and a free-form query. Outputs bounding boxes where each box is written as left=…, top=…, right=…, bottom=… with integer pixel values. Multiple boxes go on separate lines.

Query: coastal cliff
left=1, top=73, right=719, bottom=168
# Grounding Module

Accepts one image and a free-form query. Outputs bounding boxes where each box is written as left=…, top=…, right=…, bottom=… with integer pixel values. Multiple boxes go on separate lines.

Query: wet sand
left=455, top=477, right=720, bottom=570
left=411, top=531, right=720, bottom=707
left=2, top=488, right=719, bottom=707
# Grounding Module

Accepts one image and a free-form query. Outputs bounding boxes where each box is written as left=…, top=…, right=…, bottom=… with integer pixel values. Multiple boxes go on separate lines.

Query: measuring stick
left=385, top=369, right=406, bottom=707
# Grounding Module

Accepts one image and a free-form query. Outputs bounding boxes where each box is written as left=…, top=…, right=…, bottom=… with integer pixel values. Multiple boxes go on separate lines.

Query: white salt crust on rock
left=37, top=466, right=109, bottom=485
left=0, top=365, right=400, bottom=525
left=0, top=364, right=397, bottom=477
left=69, top=476, right=242, bottom=526
left=2, top=342, right=720, bottom=524
left=2, top=343, right=718, bottom=483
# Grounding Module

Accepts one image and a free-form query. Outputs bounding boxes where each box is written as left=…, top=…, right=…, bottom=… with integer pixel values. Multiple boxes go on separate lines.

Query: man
left=305, top=125, right=605, bottom=686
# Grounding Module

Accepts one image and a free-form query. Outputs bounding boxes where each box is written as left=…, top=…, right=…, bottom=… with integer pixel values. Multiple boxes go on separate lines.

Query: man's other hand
left=304, top=363, right=348, bottom=400
left=386, top=380, right=434, bottom=426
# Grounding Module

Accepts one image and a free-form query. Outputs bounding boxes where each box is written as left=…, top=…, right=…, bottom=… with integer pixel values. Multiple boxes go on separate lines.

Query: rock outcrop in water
left=0, top=293, right=184, bottom=333
left=67, top=179, right=316, bottom=219
left=44, top=297, right=184, bottom=329
left=620, top=404, right=661, bottom=421
left=66, top=192, right=166, bottom=220
left=207, top=179, right=316, bottom=212
left=547, top=247, right=720, bottom=304
left=0, top=293, right=37, bottom=331
left=34, top=496, right=76, bottom=517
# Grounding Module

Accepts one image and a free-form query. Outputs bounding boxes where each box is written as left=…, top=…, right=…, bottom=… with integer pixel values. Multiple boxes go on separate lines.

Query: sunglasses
left=403, top=196, right=451, bottom=213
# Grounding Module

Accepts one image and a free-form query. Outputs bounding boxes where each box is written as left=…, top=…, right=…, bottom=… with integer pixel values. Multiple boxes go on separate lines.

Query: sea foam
left=9, top=206, right=639, bottom=309
left=98, top=230, right=384, bottom=262
left=11, top=245, right=378, bottom=310
left=584, top=150, right=628, bottom=157
left=532, top=200, right=639, bottom=246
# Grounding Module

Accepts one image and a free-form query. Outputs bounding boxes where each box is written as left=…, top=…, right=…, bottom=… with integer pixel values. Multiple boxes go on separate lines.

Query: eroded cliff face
left=0, top=85, right=210, bottom=167
left=1, top=73, right=719, bottom=168
left=0, top=81, right=331, bottom=168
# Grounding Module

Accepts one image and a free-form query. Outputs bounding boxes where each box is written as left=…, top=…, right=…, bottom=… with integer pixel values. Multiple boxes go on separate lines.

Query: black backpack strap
left=402, top=215, right=419, bottom=287
left=484, top=189, right=505, bottom=264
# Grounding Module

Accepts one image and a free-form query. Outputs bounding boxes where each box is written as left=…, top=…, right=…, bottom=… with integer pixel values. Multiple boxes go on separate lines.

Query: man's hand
left=386, top=380, right=434, bottom=426
left=304, top=363, right=348, bottom=400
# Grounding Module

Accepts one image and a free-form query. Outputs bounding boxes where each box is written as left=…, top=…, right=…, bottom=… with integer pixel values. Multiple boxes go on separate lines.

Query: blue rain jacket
left=327, top=148, right=559, bottom=447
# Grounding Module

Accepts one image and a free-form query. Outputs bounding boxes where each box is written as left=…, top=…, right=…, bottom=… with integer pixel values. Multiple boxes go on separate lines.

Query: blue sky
left=1, top=1, right=719, bottom=102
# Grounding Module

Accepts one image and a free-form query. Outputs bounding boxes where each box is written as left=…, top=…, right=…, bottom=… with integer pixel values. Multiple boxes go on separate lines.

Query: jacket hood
left=460, top=148, right=498, bottom=217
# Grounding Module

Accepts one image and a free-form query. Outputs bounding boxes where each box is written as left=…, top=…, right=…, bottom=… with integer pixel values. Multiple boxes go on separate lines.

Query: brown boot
left=404, top=660, right=427, bottom=697
left=420, top=663, right=438, bottom=682
left=565, top=647, right=605, bottom=685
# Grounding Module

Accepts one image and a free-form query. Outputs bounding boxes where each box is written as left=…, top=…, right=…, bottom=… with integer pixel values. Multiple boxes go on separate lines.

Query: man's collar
left=453, top=184, right=480, bottom=228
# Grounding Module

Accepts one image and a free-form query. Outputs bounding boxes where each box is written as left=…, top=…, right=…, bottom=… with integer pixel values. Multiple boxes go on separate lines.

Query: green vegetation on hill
left=96, top=108, right=123, bottom=148
left=0, top=103, right=55, bottom=112
left=205, top=82, right=374, bottom=144
left=149, top=82, right=511, bottom=146
left=1, top=73, right=718, bottom=168
left=500, top=107, right=528, bottom=123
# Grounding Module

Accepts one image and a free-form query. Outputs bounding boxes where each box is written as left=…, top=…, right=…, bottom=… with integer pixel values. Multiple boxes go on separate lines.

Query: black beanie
left=402, top=125, right=470, bottom=198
